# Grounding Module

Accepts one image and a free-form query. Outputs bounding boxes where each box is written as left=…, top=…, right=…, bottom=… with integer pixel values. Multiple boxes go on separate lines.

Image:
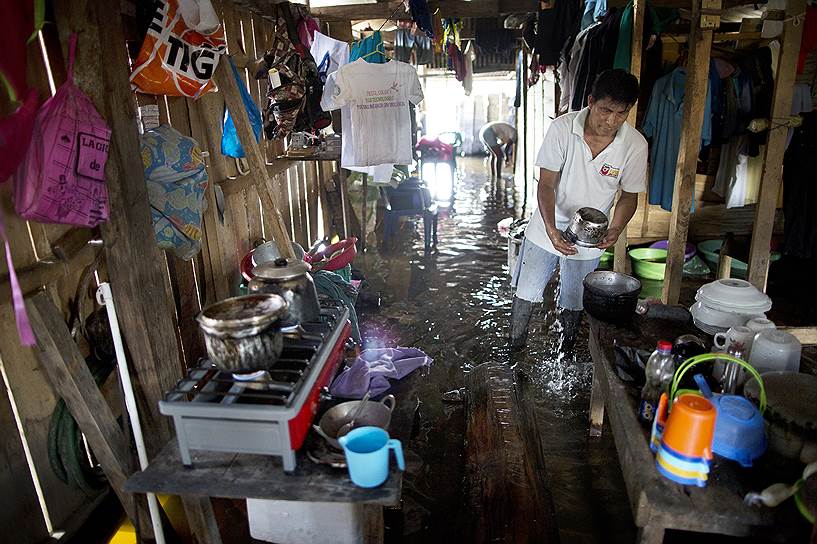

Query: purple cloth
left=330, top=347, right=433, bottom=399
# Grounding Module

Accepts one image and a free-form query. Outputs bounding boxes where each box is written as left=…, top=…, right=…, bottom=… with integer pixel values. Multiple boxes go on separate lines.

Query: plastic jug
left=338, top=426, right=405, bottom=488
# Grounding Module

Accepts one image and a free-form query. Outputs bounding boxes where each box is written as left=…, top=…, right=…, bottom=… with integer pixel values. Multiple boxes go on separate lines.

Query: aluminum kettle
left=248, top=258, right=321, bottom=323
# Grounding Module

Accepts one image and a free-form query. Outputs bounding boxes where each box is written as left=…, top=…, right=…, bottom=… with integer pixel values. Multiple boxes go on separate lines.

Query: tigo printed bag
left=130, top=0, right=226, bottom=98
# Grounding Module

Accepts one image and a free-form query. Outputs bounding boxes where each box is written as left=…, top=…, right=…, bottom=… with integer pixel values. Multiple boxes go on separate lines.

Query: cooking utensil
left=689, top=301, right=765, bottom=334
left=313, top=395, right=396, bottom=450
left=562, top=207, right=609, bottom=247
left=582, top=271, right=641, bottom=323
left=337, top=391, right=371, bottom=438
left=696, top=278, right=772, bottom=314
left=749, top=329, right=802, bottom=374
left=240, top=241, right=306, bottom=282
left=249, top=258, right=321, bottom=323
left=196, top=294, right=288, bottom=372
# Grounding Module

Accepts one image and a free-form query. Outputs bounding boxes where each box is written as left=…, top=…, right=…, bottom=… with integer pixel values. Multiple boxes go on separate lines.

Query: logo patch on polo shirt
left=599, top=163, right=620, bottom=178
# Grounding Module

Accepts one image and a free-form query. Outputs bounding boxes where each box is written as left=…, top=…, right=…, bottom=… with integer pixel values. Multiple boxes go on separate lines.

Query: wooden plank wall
left=0, top=0, right=335, bottom=540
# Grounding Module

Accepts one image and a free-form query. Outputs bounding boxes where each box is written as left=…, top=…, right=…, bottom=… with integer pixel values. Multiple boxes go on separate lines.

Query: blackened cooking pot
left=197, top=294, right=289, bottom=372
left=582, top=271, right=642, bottom=323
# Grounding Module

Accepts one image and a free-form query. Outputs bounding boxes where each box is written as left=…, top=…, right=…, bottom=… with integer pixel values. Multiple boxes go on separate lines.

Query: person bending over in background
left=479, top=120, right=517, bottom=179
left=509, top=69, right=648, bottom=355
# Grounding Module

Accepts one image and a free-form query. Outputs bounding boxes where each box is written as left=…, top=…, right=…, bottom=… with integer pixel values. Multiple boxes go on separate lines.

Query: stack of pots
left=689, top=279, right=772, bottom=335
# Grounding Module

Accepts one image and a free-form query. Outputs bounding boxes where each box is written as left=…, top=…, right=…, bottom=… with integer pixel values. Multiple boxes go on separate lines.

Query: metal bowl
left=313, top=396, right=396, bottom=449
left=583, top=271, right=642, bottom=323
left=563, top=207, right=609, bottom=247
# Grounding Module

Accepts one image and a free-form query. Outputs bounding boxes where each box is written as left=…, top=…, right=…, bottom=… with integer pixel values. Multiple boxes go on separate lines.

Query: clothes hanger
left=359, top=44, right=390, bottom=61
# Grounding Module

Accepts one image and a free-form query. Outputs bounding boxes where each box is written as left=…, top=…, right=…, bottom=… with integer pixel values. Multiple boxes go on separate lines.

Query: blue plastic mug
left=338, top=426, right=405, bottom=488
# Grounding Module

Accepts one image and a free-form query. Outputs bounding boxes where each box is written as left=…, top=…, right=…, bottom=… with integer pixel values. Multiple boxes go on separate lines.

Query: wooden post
left=214, top=55, right=295, bottom=260
left=27, top=291, right=147, bottom=533
left=614, top=0, right=645, bottom=273
left=661, top=0, right=718, bottom=304
left=54, top=0, right=183, bottom=451
left=747, top=0, right=806, bottom=291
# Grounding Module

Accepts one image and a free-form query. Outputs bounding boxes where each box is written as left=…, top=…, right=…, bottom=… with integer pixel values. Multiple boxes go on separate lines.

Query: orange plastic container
left=661, top=394, right=716, bottom=460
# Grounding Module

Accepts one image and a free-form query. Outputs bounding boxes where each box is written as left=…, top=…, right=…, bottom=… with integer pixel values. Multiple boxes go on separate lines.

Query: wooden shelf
left=276, top=153, right=341, bottom=162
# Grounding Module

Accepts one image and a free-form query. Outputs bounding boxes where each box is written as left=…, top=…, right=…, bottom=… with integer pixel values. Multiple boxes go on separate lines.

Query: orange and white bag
left=130, top=0, right=226, bottom=98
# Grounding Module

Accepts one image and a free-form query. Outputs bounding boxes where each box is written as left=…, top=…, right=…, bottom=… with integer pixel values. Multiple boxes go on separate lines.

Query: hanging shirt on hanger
left=310, top=31, right=350, bottom=83
left=462, top=41, right=476, bottom=95
left=322, top=59, right=423, bottom=167
left=642, top=67, right=712, bottom=212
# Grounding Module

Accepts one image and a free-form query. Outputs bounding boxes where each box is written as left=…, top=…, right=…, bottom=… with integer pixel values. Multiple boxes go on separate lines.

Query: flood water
left=355, top=158, right=635, bottom=543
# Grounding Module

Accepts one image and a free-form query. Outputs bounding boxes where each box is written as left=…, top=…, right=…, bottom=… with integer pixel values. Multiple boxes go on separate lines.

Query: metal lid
left=252, top=258, right=310, bottom=281
left=197, top=293, right=288, bottom=331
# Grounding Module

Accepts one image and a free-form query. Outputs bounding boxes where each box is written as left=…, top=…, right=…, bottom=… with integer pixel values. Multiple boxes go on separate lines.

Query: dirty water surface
left=355, top=159, right=634, bottom=543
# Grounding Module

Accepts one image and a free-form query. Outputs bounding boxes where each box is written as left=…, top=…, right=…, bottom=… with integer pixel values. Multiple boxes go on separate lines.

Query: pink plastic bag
left=14, top=33, right=111, bottom=227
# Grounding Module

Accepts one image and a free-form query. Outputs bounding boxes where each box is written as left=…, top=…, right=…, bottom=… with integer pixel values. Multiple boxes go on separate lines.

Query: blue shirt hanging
left=642, top=67, right=712, bottom=212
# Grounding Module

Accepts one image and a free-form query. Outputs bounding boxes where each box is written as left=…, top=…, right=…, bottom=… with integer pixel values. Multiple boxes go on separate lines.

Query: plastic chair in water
left=381, top=177, right=438, bottom=252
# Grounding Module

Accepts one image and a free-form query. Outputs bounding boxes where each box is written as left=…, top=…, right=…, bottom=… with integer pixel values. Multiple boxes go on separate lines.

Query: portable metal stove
left=160, top=300, right=351, bottom=472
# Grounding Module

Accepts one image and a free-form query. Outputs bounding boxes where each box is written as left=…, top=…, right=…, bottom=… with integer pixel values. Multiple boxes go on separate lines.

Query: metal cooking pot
left=313, top=395, right=396, bottom=450
left=583, top=271, right=642, bottom=323
left=248, top=258, right=321, bottom=323
left=563, top=207, right=609, bottom=247
left=197, top=294, right=289, bottom=372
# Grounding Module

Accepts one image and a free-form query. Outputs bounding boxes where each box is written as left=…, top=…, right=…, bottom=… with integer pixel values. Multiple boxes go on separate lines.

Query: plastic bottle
left=638, top=340, right=675, bottom=424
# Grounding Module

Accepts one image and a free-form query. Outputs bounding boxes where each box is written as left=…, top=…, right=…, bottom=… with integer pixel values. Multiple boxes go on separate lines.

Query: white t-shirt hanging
left=321, top=59, right=423, bottom=167
left=310, top=32, right=349, bottom=79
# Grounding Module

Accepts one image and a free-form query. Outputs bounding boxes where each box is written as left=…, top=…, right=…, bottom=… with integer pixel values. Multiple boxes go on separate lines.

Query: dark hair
left=590, top=69, right=640, bottom=106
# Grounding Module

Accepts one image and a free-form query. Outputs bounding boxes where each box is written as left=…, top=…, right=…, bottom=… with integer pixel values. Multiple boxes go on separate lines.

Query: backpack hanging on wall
left=141, top=124, right=209, bottom=260
left=14, top=33, right=111, bottom=227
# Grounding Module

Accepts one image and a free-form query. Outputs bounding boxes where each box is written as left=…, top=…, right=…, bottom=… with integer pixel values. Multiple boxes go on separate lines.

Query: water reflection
left=356, top=158, right=632, bottom=542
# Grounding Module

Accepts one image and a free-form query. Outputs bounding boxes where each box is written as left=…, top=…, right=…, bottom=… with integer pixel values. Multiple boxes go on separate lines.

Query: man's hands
left=596, top=225, right=623, bottom=249
left=547, top=226, right=578, bottom=255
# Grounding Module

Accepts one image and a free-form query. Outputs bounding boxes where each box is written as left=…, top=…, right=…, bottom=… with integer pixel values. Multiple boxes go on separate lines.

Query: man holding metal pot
left=510, top=69, right=648, bottom=353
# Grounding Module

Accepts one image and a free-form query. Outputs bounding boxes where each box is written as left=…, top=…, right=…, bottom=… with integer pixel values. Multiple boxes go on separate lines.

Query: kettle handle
left=380, top=394, right=396, bottom=412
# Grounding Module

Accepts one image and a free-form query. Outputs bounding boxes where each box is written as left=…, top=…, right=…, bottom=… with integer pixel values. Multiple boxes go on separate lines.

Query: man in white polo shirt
left=510, top=69, right=648, bottom=353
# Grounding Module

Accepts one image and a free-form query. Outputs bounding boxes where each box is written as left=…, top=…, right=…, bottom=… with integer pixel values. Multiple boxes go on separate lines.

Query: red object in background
left=306, top=236, right=358, bottom=271
left=416, top=136, right=454, bottom=162
left=0, top=0, right=36, bottom=100
left=798, top=6, right=817, bottom=75
left=287, top=319, right=351, bottom=450
left=0, top=89, right=38, bottom=182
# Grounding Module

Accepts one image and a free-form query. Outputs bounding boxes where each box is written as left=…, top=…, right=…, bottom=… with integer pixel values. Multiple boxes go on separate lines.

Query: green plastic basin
left=628, top=248, right=667, bottom=280
left=697, top=239, right=782, bottom=279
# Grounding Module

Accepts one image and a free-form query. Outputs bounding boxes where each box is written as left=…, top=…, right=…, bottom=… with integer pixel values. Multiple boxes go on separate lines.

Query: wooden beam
left=614, top=0, right=645, bottom=274
left=312, top=0, right=538, bottom=21
left=54, top=0, right=183, bottom=452
left=26, top=290, right=145, bottom=531
left=661, top=0, right=717, bottom=304
left=747, top=0, right=806, bottom=291
left=214, top=55, right=296, bottom=260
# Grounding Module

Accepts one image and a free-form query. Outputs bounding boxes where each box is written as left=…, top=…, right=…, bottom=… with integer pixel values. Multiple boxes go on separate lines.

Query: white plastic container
left=749, top=329, right=801, bottom=374
left=247, top=499, right=373, bottom=544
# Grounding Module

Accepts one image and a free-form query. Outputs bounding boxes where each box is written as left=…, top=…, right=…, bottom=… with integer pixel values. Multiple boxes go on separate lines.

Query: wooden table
left=587, top=314, right=800, bottom=543
left=126, top=371, right=422, bottom=543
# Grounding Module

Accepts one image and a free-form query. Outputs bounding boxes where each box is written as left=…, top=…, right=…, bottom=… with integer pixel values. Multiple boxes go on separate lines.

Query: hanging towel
left=330, top=347, right=433, bottom=398
left=314, top=268, right=360, bottom=342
